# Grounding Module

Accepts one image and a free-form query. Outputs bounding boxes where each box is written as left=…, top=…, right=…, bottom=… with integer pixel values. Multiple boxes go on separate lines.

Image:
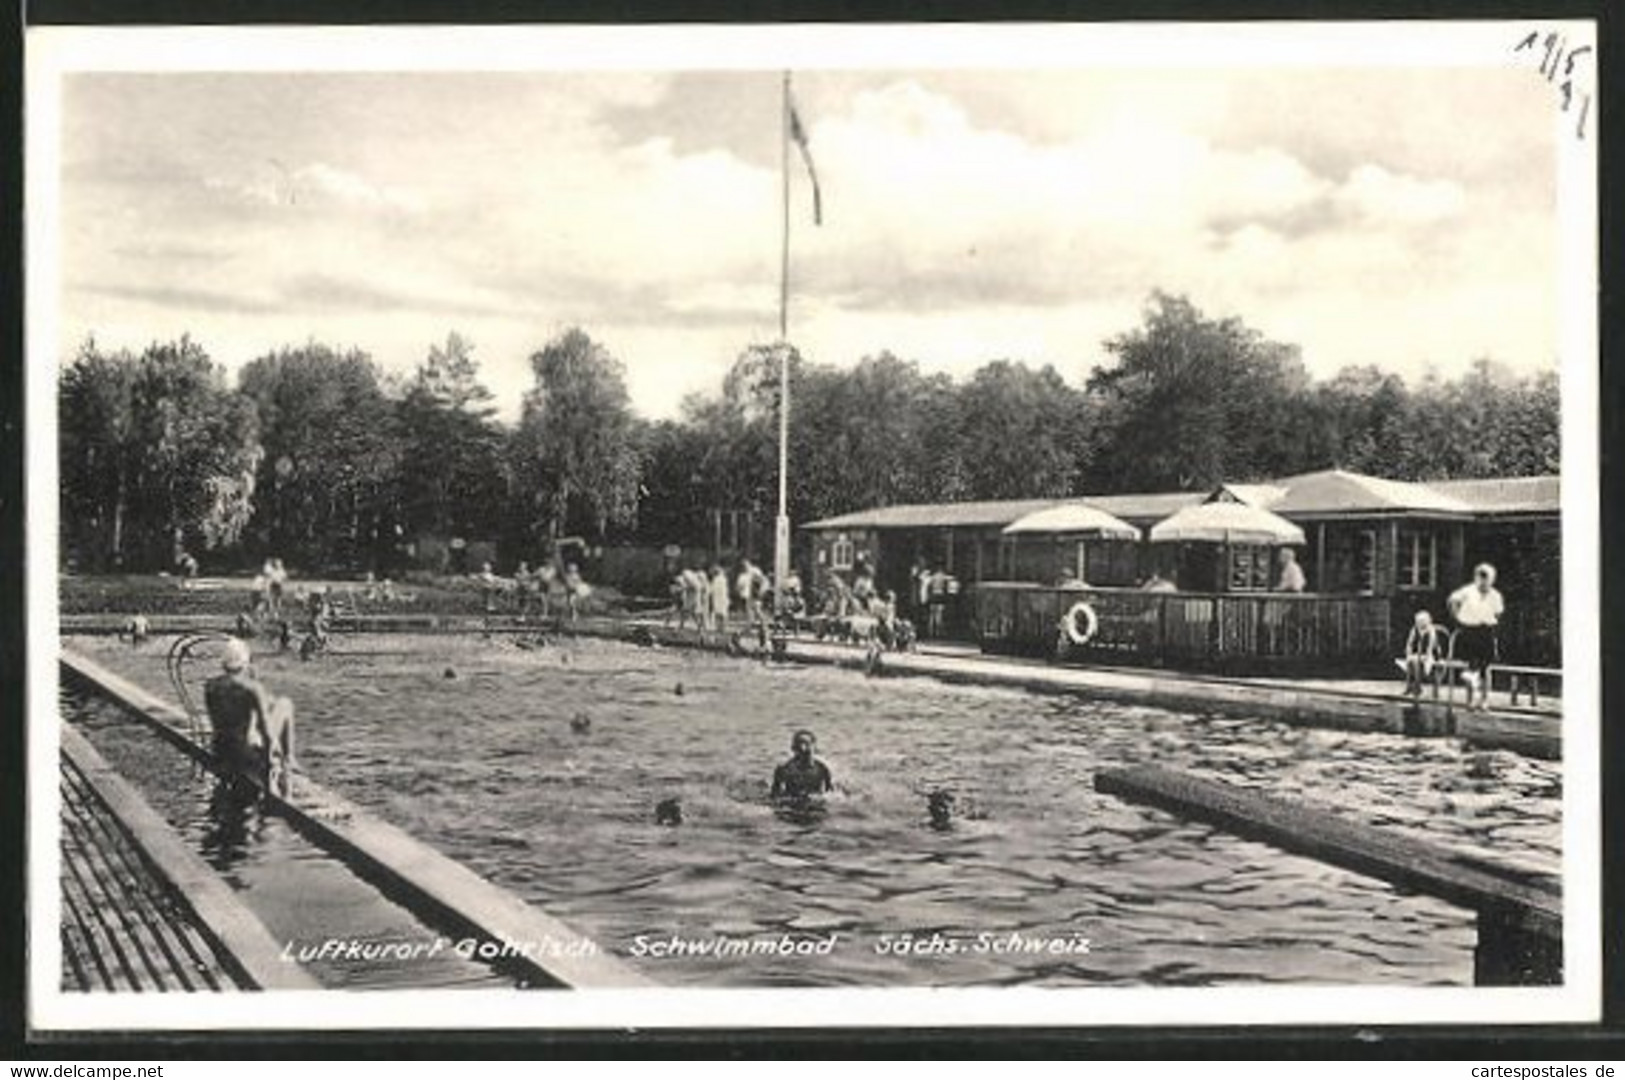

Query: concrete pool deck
left=59, top=612, right=1561, bottom=760
left=773, top=638, right=1561, bottom=761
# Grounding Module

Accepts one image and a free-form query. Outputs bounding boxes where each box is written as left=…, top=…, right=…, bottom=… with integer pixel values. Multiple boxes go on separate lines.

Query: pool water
left=65, top=687, right=517, bottom=990
left=66, top=633, right=1561, bottom=988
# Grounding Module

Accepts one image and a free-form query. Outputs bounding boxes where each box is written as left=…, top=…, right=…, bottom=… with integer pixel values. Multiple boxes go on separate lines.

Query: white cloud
left=1334, top=163, right=1466, bottom=226
left=202, top=160, right=428, bottom=214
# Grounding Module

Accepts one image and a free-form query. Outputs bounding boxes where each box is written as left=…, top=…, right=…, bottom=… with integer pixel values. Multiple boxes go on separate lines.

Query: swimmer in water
left=655, top=797, right=683, bottom=826
left=927, top=789, right=956, bottom=830
left=770, top=730, right=833, bottom=802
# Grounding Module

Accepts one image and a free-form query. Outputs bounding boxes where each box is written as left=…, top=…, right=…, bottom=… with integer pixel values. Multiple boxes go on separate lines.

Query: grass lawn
left=58, top=573, right=641, bottom=617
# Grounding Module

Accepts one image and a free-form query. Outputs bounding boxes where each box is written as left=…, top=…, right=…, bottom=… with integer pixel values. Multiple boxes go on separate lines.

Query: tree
left=395, top=333, right=507, bottom=540
left=1302, top=365, right=1413, bottom=476
left=1085, top=292, right=1312, bottom=492
left=513, top=328, right=642, bottom=542
left=634, top=418, right=715, bottom=546
left=60, top=336, right=262, bottom=570
left=955, top=360, right=1085, bottom=499
left=60, top=340, right=138, bottom=569
left=783, top=351, right=967, bottom=517
left=238, top=343, right=401, bottom=569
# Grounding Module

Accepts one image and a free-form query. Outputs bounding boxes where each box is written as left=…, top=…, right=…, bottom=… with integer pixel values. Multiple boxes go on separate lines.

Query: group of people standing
left=670, top=559, right=790, bottom=634
left=476, top=560, right=591, bottom=620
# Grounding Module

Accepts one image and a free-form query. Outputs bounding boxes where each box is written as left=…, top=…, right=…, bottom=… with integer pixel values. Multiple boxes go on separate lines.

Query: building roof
left=1212, top=483, right=1288, bottom=508
left=1267, top=469, right=1474, bottom=517
left=803, top=498, right=1061, bottom=531
left=1428, top=476, right=1560, bottom=515
left=801, top=471, right=1560, bottom=532
left=802, top=490, right=1203, bottom=532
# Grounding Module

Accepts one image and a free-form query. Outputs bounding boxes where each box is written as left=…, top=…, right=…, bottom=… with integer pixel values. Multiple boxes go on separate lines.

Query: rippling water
left=67, top=633, right=1561, bottom=988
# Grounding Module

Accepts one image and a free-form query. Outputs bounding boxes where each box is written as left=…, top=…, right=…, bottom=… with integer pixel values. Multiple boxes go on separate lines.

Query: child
left=1400, top=610, right=1443, bottom=698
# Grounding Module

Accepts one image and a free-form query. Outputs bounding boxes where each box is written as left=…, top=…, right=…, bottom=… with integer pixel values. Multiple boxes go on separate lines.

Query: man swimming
left=203, top=638, right=296, bottom=797
left=770, top=729, right=834, bottom=801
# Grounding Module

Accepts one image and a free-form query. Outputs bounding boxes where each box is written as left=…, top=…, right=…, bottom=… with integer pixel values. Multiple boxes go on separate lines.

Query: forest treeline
left=59, top=292, right=1559, bottom=572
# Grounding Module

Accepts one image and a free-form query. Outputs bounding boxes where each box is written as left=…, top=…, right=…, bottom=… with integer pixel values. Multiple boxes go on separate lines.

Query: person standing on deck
left=535, top=562, right=557, bottom=620
left=687, top=566, right=709, bottom=630
left=1276, top=548, right=1307, bottom=593
left=707, top=565, right=731, bottom=633
left=204, top=638, right=296, bottom=797
left=738, top=559, right=768, bottom=632
left=265, top=557, right=288, bottom=618
left=912, top=560, right=931, bottom=624
left=477, top=561, right=501, bottom=614
left=667, top=569, right=688, bottom=628
left=925, top=567, right=955, bottom=638
left=563, top=563, right=588, bottom=623
left=514, top=561, right=535, bottom=616
left=1449, top=563, right=1504, bottom=712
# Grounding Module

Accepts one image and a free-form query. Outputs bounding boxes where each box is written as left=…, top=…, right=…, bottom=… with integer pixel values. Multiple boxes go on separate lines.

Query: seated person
left=770, top=729, right=834, bottom=802
left=203, top=638, right=296, bottom=797
left=780, top=569, right=804, bottom=617
left=1141, top=572, right=1178, bottom=593
left=1399, top=609, right=1444, bottom=697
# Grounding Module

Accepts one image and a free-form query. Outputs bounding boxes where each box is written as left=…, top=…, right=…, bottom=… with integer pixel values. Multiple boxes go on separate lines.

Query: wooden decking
left=60, top=753, right=236, bottom=991
left=59, top=723, right=318, bottom=992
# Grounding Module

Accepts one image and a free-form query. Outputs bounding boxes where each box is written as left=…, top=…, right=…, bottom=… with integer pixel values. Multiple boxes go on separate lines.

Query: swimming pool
left=65, top=633, right=1561, bottom=988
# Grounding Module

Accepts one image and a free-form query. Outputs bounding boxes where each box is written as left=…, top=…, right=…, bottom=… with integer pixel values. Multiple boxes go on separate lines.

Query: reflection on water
left=199, top=778, right=268, bottom=872
left=67, top=633, right=1561, bottom=989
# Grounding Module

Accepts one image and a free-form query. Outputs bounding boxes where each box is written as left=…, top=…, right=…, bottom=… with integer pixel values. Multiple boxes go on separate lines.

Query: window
left=1356, top=530, right=1377, bottom=593
left=1398, top=528, right=1437, bottom=590
left=830, top=535, right=854, bottom=570
left=1228, top=545, right=1271, bottom=592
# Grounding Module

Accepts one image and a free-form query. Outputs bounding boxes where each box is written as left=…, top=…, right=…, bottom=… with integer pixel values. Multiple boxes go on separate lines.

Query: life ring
left=1061, top=602, right=1098, bottom=647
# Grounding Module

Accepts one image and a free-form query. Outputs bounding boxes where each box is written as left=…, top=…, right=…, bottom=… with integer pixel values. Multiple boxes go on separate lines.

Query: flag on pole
left=787, top=91, right=822, bottom=226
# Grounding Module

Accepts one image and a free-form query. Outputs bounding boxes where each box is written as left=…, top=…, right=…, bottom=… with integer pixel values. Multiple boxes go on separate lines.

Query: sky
left=51, top=42, right=1568, bottom=422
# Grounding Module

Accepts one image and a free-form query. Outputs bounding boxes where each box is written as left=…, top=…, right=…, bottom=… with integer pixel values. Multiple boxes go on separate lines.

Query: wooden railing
left=974, top=582, right=1392, bottom=675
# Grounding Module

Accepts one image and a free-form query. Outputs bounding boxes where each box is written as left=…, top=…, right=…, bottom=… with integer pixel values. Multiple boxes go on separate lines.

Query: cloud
left=55, top=68, right=1561, bottom=420
left=203, top=160, right=428, bottom=215
left=74, top=281, right=282, bottom=316
left=1334, top=163, right=1467, bottom=226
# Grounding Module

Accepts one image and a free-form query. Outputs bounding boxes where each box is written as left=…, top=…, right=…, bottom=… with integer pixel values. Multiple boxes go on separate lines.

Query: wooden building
left=802, top=470, right=1560, bottom=673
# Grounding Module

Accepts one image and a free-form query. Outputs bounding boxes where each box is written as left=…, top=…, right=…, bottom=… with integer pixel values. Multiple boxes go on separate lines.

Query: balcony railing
left=974, top=582, right=1393, bottom=676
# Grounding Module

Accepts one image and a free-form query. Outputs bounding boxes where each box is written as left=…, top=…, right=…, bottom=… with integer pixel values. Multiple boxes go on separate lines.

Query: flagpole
left=774, top=71, right=792, bottom=614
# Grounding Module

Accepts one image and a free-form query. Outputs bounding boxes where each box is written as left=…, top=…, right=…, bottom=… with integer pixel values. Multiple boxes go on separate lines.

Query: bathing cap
left=220, top=638, right=252, bottom=672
